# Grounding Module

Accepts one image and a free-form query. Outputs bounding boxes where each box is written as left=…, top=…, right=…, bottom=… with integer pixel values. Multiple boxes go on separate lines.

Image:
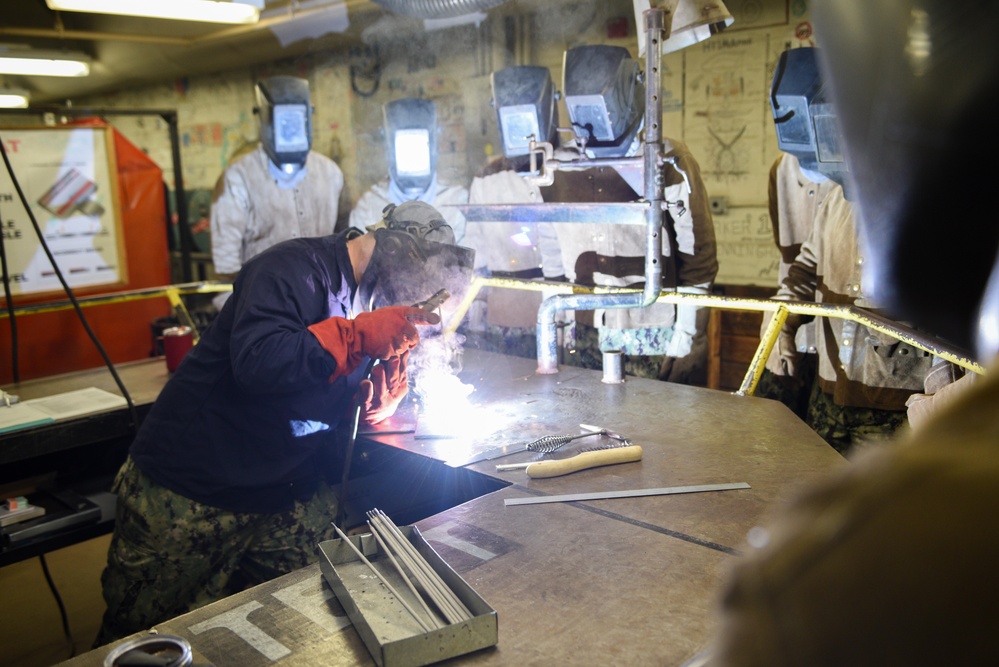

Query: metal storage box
left=319, top=525, right=498, bottom=667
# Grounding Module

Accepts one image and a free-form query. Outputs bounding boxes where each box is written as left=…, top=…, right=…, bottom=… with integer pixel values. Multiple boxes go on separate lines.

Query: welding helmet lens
left=384, top=98, right=438, bottom=196
left=394, top=129, right=433, bottom=177
left=273, top=104, right=309, bottom=154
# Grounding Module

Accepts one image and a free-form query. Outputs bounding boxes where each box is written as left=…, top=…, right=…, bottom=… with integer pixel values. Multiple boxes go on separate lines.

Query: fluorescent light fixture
left=0, top=49, right=91, bottom=77
left=45, top=0, right=261, bottom=24
left=0, top=89, right=30, bottom=108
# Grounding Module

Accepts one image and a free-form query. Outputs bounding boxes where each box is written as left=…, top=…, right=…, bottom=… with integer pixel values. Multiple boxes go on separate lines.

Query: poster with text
left=0, top=126, right=125, bottom=297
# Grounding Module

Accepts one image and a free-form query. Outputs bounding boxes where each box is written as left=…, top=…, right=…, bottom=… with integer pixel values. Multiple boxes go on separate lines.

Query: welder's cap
left=371, top=201, right=456, bottom=245
left=358, top=201, right=474, bottom=314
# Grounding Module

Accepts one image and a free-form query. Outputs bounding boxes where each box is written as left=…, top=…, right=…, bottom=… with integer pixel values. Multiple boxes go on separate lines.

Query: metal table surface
left=56, top=350, right=845, bottom=666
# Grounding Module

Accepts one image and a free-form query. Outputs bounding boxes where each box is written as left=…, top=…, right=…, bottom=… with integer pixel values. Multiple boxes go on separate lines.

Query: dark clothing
left=131, top=231, right=359, bottom=514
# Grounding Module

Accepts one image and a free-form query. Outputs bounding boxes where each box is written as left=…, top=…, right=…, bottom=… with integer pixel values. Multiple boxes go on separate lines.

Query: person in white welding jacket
left=541, top=45, right=718, bottom=384
left=461, top=65, right=566, bottom=356
left=349, top=97, right=468, bottom=242
left=96, top=201, right=474, bottom=646
left=210, top=75, right=348, bottom=306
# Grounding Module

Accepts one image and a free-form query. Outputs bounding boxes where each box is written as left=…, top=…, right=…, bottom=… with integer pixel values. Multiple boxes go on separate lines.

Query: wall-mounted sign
left=0, top=126, right=126, bottom=297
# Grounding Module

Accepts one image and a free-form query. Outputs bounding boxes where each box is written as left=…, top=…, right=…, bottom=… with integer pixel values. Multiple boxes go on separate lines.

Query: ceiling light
left=0, top=89, right=30, bottom=108
left=0, top=49, right=91, bottom=77
left=45, top=0, right=261, bottom=24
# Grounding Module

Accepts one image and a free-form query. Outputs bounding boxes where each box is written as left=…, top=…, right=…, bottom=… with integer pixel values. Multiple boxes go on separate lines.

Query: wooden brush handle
left=525, top=445, right=643, bottom=479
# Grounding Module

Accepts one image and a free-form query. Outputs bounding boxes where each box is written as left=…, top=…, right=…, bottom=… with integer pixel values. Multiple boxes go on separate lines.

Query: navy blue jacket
left=131, top=231, right=361, bottom=513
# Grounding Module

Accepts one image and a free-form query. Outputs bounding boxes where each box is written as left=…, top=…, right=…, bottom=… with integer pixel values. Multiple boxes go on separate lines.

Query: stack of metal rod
left=331, top=509, right=473, bottom=631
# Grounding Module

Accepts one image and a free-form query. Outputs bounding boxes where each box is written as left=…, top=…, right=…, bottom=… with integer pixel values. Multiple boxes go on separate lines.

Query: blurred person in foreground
left=709, top=0, right=999, bottom=664
left=96, top=201, right=473, bottom=645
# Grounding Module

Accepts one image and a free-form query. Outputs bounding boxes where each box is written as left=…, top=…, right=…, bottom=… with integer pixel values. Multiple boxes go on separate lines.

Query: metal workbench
left=52, top=350, right=844, bottom=666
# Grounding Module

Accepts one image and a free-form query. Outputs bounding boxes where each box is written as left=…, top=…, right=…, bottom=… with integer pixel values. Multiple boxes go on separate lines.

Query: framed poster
left=0, top=126, right=126, bottom=297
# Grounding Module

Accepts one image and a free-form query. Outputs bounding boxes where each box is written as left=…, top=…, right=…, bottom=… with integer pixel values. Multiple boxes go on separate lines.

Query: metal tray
left=319, top=525, right=497, bottom=667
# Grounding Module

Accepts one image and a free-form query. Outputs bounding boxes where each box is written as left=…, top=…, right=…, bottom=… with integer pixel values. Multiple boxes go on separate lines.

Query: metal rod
left=503, top=482, right=752, bottom=506
left=330, top=523, right=435, bottom=633
left=368, top=510, right=472, bottom=621
left=367, top=516, right=463, bottom=624
left=366, top=521, right=443, bottom=630
left=367, top=511, right=467, bottom=624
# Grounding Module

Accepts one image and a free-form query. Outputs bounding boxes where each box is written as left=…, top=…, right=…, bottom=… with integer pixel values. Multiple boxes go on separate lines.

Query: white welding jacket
left=210, top=144, right=344, bottom=276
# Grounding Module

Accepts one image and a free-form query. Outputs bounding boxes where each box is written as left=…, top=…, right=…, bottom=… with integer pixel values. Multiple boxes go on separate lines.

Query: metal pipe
left=536, top=7, right=667, bottom=374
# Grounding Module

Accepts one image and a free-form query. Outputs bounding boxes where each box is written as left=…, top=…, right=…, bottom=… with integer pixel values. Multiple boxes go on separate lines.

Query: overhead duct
left=369, top=0, right=508, bottom=19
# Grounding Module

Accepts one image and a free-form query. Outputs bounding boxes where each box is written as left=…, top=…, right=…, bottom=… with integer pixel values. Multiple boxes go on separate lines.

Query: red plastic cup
left=162, top=326, right=194, bottom=372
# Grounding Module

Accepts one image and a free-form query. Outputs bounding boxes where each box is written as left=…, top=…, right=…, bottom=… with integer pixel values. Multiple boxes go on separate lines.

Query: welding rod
left=366, top=520, right=444, bottom=630
left=368, top=509, right=473, bottom=622
left=330, top=522, right=435, bottom=633
left=366, top=511, right=468, bottom=624
left=367, top=516, right=463, bottom=625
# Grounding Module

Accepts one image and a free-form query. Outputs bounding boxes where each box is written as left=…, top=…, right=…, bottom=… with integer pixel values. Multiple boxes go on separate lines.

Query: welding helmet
left=384, top=98, right=438, bottom=197
left=770, top=48, right=850, bottom=194
left=255, top=75, right=313, bottom=174
left=813, top=0, right=999, bottom=357
left=490, top=65, right=558, bottom=158
left=563, top=45, right=644, bottom=158
left=357, top=201, right=475, bottom=317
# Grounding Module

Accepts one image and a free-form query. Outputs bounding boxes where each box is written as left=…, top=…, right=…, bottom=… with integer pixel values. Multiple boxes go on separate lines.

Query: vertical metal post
left=165, top=112, right=193, bottom=283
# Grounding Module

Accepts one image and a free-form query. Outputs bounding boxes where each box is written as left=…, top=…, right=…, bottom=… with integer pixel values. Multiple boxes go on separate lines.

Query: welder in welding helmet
left=491, top=65, right=559, bottom=163
left=562, top=45, right=644, bottom=158
left=255, top=75, right=313, bottom=183
left=384, top=97, right=439, bottom=200
left=769, top=47, right=850, bottom=196
left=357, top=200, right=475, bottom=318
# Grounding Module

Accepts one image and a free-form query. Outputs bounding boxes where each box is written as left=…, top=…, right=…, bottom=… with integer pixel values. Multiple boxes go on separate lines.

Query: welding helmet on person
left=490, top=65, right=558, bottom=158
left=770, top=47, right=850, bottom=193
left=563, top=45, right=644, bottom=158
left=255, top=75, right=313, bottom=174
left=384, top=98, right=438, bottom=197
left=357, top=201, right=475, bottom=318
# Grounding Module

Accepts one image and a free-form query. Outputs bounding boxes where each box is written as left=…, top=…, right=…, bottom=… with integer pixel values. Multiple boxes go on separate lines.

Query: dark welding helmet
left=490, top=65, right=558, bottom=158
left=813, top=0, right=999, bottom=356
left=357, top=201, right=475, bottom=318
left=770, top=47, right=850, bottom=193
left=255, top=75, right=313, bottom=173
left=384, top=98, right=438, bottom=197
left=563, top=45, right=644, bottom=158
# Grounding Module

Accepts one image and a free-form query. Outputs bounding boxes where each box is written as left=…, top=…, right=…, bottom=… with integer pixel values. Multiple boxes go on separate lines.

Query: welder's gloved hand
left=359, top=352, right=410, bottom=425
left=307, top=306, right=440, bottom=382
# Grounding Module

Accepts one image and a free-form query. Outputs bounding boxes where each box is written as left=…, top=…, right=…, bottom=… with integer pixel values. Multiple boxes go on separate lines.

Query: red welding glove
left=359, top=351, right=410, bottom=425
left=307, top=305, right=440, bottom=382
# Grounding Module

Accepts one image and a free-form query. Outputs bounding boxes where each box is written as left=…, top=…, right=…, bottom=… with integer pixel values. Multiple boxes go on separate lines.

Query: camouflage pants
left=754, top=357, right=818, bottom=421
left=95, top=457, right=339, bottom=646
left=805, top=381, right=909, bottom=455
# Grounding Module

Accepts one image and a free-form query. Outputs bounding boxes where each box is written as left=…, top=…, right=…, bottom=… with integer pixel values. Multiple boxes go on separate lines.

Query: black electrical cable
left=0, top=201, right=19, bottom=382
left=0, top=134, right=139, bottom=430
left=39, top=553, right=76, bottom=657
